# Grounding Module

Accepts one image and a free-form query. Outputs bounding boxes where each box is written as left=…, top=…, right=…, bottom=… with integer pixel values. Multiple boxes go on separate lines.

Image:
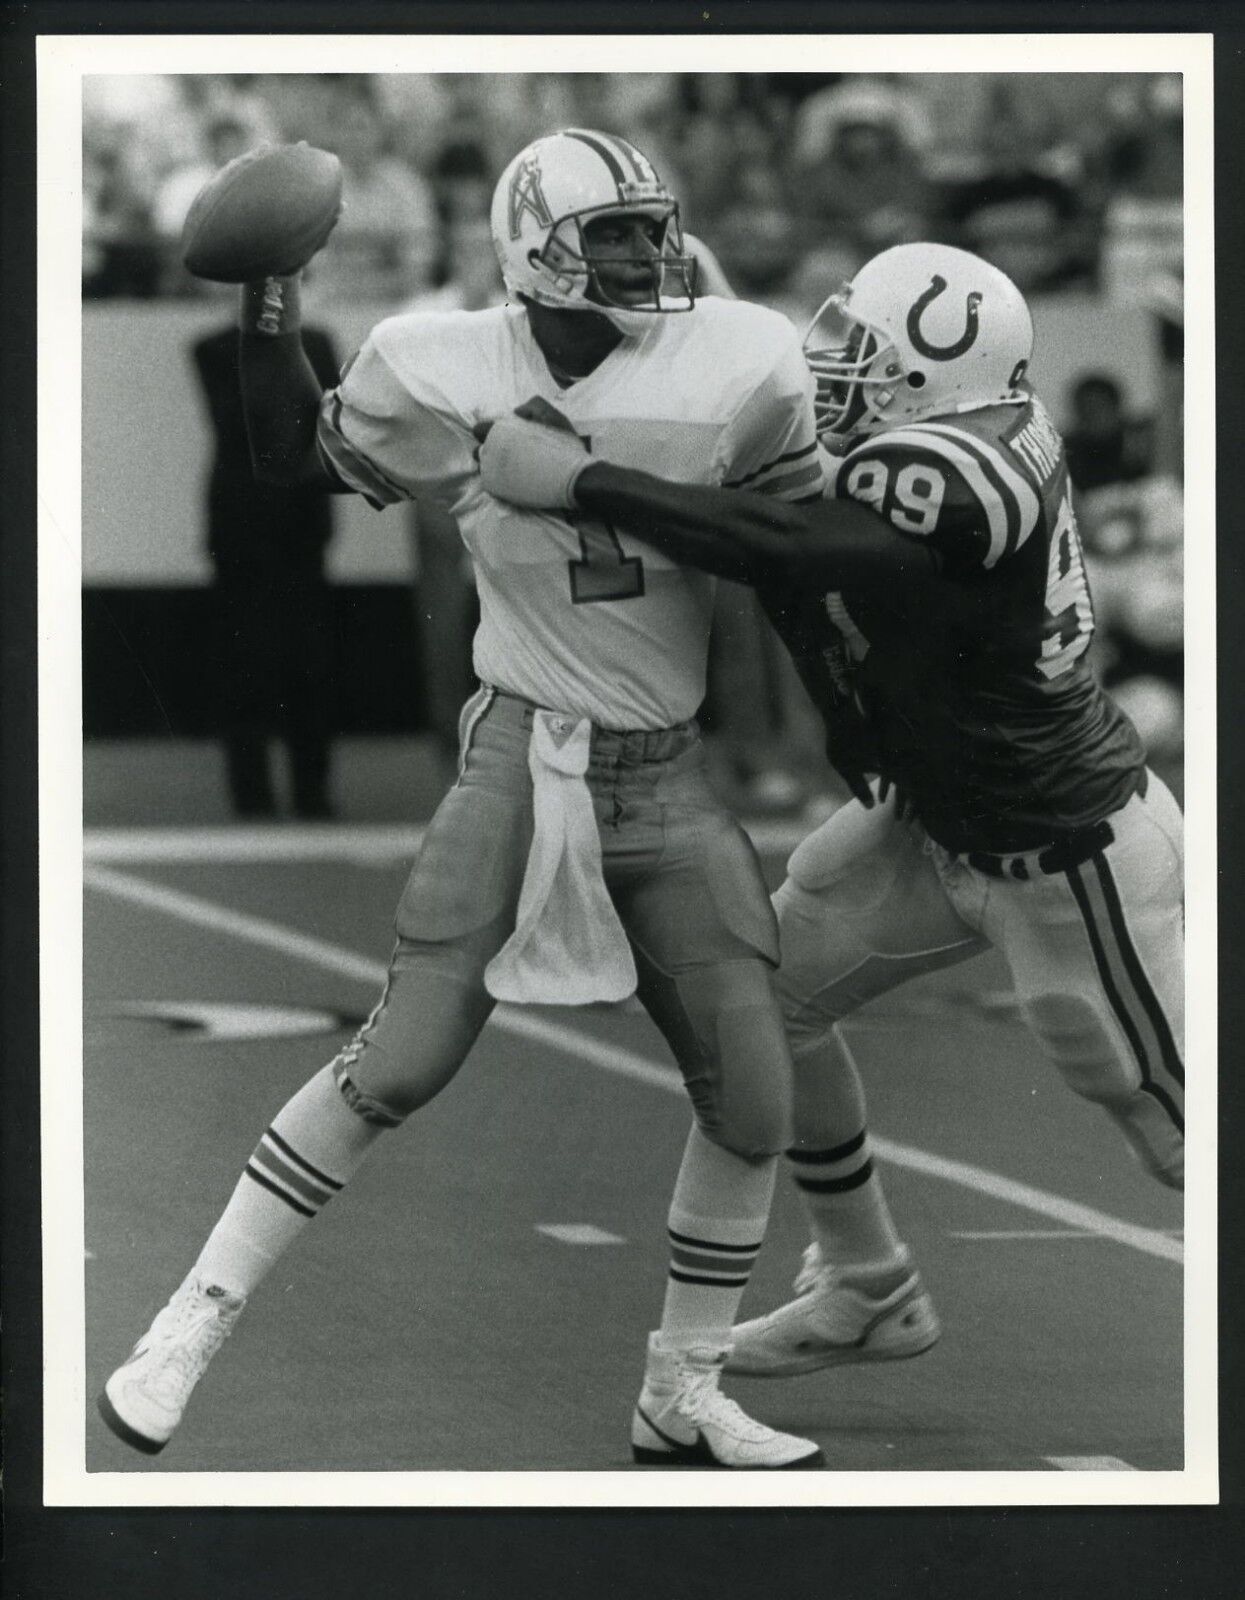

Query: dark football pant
left=775, top=777, right=1185, bottom=1189
left=332, top=687, right=794, bottom=1158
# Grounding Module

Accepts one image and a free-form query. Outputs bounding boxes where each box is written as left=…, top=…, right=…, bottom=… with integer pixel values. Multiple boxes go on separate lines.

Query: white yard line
left=951, top=1230, right=1116, bottom=1242
left=83, top=817, right=810, bottom=865
left=869, top=1140, right=1182, bottom=1264
left=85, top=864, right=386, bottom=984
left=535, top=1225, right=626, bottom=1246
left=1046, top=1457, right=1139, bottom=1472
left=84, top=824, right=430, bottom=864
left=84, top=865, right=1183, bottom=1266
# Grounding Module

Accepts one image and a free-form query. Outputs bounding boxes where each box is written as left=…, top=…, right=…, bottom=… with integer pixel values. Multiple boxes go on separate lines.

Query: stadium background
left=83, top=69, right=1185, bottom=819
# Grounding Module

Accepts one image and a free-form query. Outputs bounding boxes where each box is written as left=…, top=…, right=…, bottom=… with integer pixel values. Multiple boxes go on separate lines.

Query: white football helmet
left=803, top=242, right=1033, bottom=441
left=489, top=128, right=696, bottom=334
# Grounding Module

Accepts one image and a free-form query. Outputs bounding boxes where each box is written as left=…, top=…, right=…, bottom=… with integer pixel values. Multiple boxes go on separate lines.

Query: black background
left=3, top=3, right=1243, bottom=1595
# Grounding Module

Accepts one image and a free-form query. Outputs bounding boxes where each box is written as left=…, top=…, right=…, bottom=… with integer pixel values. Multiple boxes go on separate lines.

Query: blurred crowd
left=82, top=71, right=1185, bottom=814
left=84, top=70, right=1182, bottom=311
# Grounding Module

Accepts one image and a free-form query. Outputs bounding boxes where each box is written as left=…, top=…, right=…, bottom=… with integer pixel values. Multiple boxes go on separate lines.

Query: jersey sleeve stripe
left=861, top=428, right=1011, bottom=566
left=917, top=422, right=1041, bottom=556
left=723, top=439, right=817, bottom=489
left=754, top=460, right=824, bottom=498
left=317, top=391, right=407, bottom=508
left=313, top=432, right=366, bottom=501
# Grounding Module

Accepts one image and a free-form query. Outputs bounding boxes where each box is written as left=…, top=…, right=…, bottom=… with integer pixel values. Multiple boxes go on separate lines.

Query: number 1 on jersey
left=569, top=518, right=646, bottom=602
left=566, top=434, right=646, bottom=602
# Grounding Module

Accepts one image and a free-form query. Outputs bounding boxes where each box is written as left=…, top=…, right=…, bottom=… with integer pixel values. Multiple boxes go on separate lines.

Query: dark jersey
left=809, top=397, right=1146, bottom=852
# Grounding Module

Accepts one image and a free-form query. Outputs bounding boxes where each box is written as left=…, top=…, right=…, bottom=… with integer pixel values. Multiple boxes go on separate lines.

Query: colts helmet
left=489, top=128, right=697, bottom=334
left=804, top=242, right=1034, bottom=441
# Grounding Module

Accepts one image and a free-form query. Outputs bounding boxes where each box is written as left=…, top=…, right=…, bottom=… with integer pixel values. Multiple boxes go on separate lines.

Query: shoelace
left=674, top=1363, right=773, bottom=1443
left=793, top=1242, right=824, bottom=1296
left=144, top=1297, right=236, bottom=1406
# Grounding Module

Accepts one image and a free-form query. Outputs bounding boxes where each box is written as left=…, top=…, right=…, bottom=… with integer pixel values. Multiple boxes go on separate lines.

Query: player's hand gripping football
left=477, top=399, right=591, bottom=510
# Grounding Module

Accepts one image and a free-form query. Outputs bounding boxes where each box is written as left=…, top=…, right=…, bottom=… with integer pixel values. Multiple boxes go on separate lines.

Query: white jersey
left=317, top=297, right=821, bottom=729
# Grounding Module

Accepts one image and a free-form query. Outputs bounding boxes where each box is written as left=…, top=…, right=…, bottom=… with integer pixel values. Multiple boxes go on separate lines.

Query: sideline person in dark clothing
left=192, top=322, right=341, bottom=817
left=1063, top=372, right=1155, bottom=494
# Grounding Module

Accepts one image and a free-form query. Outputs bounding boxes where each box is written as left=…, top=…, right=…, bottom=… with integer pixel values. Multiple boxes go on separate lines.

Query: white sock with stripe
left=658, top=1125, right=775, bottom=1348
left=789, top=1032, right=905, bottom=1275
left=193, top=1065, right=387, bottom=1297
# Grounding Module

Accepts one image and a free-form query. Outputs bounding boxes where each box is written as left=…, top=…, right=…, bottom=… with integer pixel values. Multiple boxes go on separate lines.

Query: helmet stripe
left=602, top=132, right=658, bottom=184
left=560, top=127, right=630, bottom=193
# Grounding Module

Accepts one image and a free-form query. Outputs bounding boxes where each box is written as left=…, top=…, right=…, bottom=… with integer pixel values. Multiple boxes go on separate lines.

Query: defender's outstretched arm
left=575, top=461, right=940, bottom=595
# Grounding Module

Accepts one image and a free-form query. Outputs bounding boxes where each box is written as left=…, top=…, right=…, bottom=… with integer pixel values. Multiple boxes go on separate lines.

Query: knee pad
left=332, top=1054, right=409, bottom=1127
left=653, top=961, right=792, bottom=1158
left=691, top=996, right=793, bottom=1160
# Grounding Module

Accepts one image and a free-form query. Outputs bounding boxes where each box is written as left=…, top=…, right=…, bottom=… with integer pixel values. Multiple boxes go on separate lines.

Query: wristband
left=239, top=273, right=302, bottom=337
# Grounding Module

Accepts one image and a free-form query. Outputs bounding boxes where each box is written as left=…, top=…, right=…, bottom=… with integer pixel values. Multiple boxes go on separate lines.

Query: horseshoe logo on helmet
left=906, top=275, right=984, bottom=361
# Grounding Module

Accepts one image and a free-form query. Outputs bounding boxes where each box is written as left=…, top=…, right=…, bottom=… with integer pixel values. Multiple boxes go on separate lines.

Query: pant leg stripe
left=455, top=685, right=496, bottom=786
left=1076, top=855, right=1184, bottom=1114
left=1089, top=854, right=1184, bottom=1088
left=334, top=951, right=398, bottom=1075
left=1065, top=863, right=1184, bottom=1134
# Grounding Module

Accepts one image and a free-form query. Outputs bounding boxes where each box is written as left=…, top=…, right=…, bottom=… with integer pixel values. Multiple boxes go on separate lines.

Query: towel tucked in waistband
left=484, top=710, right=638, bottom=1006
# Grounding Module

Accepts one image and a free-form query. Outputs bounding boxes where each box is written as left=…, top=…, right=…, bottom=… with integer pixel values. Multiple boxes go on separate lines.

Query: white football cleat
left=631, top=1333, right=824, bottom=1468
left=98, top=1274, right=246, bottom=1454
left=725, top=1244, right=940, bottom=1378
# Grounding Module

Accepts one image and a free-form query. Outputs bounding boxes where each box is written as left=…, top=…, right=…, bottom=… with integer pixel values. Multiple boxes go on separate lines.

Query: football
left=181, top=142, right=344, bottom=283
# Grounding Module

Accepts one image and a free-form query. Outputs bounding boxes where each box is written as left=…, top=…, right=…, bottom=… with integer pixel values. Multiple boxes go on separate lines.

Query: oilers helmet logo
left=508, top=155, right=554, bottom=240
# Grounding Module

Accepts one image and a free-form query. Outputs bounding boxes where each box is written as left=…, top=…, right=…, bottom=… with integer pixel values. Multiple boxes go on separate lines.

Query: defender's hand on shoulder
left=478, top=412, right=590, bottom=510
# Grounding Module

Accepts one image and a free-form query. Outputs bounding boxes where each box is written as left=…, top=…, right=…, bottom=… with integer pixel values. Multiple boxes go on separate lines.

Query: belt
left=958, top=818, right=1116, bottom=881
left=489, top=687, right=699, bottom=763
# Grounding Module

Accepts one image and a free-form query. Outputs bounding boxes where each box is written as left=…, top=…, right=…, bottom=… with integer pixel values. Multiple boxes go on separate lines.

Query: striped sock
left=659, top=1125, right=775, bottom=1346
left=193, top=1064, right=387, bottom=1297
left=787, top=1131, right=905, bottom=1273
left=243, top=1126, right=343, bottom=1219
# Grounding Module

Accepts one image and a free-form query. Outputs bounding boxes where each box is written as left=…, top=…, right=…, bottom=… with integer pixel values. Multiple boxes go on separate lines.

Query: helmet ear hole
left=907, top=371, right=927, bottom=389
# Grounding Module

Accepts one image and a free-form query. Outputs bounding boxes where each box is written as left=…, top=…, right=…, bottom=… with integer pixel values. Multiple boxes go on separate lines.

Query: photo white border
left=40, top=28, right=1217, bottom=1508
